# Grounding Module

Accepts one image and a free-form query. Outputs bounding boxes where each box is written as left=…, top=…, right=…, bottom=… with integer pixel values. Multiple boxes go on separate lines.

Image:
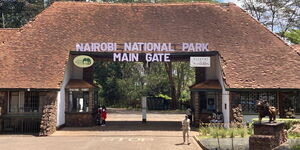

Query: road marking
left=100, top=137, right=154, bottom=142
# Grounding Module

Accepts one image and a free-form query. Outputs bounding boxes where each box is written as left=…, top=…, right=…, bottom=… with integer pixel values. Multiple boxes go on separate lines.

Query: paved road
left=0, top=109, right=201, bottom=150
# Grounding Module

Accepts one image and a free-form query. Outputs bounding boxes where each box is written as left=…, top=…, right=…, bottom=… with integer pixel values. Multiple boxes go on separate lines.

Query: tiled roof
left=0, top=28, right=18, bottom=43
left=190, top=80, right=222, bottom=91
left=0, top=2, right=299, bottom=89
left=292, top=45, right=300, bottom=55
left=66, top=79, right=95, bottom=89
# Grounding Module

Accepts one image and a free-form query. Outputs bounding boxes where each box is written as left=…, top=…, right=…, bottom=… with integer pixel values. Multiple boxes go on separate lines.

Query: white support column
left=216, top=55, right=230, bottom=128
left=142, top=97, right=147, bottom=123
left=222, top=90, right=230, bottom=128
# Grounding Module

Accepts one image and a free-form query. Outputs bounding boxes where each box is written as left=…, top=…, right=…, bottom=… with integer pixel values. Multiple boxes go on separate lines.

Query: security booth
left=190, top=80, right=222, bottom=124
left=65, top=79, right=97, bottom=127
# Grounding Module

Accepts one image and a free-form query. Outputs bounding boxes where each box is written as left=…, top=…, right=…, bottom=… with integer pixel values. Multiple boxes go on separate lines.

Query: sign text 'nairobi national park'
left=76, top=42, right=209, bottom=62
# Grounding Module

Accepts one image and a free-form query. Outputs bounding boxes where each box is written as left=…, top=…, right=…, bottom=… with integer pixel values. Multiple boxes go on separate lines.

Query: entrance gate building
left=0, top=2, right=299, bottom=135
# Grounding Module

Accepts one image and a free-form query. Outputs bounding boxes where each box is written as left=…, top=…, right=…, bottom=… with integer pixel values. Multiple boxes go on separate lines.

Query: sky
left=217, top=0, right=243, bottom=7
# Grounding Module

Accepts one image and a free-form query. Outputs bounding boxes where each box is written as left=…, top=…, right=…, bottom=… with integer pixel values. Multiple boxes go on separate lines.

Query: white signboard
left=190, top=57, right=210, bottom=67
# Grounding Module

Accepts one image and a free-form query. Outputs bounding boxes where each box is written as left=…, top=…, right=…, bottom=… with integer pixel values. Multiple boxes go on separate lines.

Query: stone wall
left=0, top=92, right=8, bottom=132
left=65, top=113, right=94, bottom=127
left=39, top=91, right=57, bottom=136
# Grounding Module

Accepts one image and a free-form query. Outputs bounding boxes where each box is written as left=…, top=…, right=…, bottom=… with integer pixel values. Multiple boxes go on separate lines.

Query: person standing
left=182, top=115, right=190, bottom=144
left=186, top=107, right=192, bottom=124
left=97, top=106, right=102, bottom=125
left=101, top=106, right=107, bottom=126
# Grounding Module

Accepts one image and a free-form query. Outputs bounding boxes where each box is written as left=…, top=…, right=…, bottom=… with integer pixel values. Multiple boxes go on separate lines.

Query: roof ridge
left=0, top=28, right=19, bottom=30
left=52, top=1, right=221, bottom=6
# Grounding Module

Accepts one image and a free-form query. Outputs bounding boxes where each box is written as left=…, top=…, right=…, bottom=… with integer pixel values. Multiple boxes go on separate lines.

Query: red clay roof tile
left=0, top=2, right=299, bottom=89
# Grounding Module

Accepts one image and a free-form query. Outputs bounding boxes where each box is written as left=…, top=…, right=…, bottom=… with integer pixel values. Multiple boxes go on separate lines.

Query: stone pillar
left=0, top=92, right=8, bottom=116
left=0, top=92, right=8, bottom=132
left=194, top=92, right=200, bottom=125
left=88, top=88, right=94, bottom=112
left=249, top=123, right=287, bottom=150
left=39, top=91, right=57, bottom=136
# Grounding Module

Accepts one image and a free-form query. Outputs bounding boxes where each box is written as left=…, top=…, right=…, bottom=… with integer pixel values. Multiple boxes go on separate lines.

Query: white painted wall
left=71, top=57, right=83, bottom=79
left=56, top=56, right=72, bottom=127
left=205, top=56, right=217, bottom=80
left=216, top=55, right=230, bottom=128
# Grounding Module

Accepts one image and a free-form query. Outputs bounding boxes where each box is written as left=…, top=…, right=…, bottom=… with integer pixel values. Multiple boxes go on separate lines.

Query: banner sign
left=190, top=57, right=210, bottom=67
left=75, top=42, right=209, bottom=62
left=73, top=55, right=94, bottom=68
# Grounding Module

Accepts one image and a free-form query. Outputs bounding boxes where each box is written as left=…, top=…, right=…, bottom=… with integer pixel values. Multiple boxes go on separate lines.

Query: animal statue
left=256, top=100, right=277, bottom=123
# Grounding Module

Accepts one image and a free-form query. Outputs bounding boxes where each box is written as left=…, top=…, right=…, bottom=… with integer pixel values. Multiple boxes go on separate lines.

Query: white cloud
left=222, top=0, right=243, bottom=7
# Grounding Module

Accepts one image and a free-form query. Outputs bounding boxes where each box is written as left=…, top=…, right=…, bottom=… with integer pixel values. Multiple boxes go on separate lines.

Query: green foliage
left=219, top=128, right=227, bottom=138
left=0, top=0, right=44, bottom=28
left=94, top=62, right=194, bottom=109
left=156, top=94, right=171, bottom=100
left=284, top=29, right=300, bottom=44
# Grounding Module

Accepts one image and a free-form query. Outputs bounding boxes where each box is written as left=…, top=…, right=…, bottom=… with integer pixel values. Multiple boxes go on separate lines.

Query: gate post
left=142, top=97, right=147, bottom=123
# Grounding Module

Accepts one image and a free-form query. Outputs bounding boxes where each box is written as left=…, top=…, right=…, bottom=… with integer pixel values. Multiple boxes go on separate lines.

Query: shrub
left=211, top=129, right=219, bottom=138
left=219, top=128, right=227, bottom=138
left=199, top=127, right=209, bottom=136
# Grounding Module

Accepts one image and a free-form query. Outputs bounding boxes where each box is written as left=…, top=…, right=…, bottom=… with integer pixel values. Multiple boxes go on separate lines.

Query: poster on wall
left=190, top=57, right=210, bottom=67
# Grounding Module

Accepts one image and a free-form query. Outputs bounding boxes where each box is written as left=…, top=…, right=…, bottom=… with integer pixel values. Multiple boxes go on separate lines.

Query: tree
left=241, top=0, right=300, bottom=36
left=284, top=29, right=300, bottom=44
left=0, top=0, right=44, bottom=28
left=164, top=62, right=195, bottom=109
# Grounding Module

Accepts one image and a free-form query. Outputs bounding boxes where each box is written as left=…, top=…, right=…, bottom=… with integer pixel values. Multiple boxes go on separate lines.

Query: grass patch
left=198, top=125, right=251, bottom=138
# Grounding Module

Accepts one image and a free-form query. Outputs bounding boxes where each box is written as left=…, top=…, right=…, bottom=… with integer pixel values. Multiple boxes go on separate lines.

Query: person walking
left=101, top=106, right=107, bottom=126
left=182, top=115, right=190, bottom=144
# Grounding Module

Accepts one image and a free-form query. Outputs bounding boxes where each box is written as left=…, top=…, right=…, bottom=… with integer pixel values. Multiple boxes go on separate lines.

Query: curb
left=193, top=136, right=208, bottom=150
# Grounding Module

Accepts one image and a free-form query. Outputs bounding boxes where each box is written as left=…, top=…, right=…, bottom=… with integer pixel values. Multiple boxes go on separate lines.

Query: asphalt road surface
left=0, top=109, right=201, bottom=150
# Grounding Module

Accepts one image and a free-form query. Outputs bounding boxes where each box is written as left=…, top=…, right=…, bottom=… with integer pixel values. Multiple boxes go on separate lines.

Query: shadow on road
left=61, top=121, right=181, bottom=131
left=61, top=121, right=198, bottom=132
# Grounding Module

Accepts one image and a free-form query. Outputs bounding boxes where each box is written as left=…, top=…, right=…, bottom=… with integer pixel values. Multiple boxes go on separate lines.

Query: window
left=282, top=92, right=300, bottom=114
left=9, top=91, right=41, bottom=113
left=232, top=92, right=277, bottom=114
left=68, top=89, right=89, bottom=112
left=199, top=91, right=221, bottom=113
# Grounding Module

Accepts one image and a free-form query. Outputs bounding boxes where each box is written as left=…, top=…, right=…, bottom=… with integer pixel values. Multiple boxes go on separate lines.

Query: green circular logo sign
left=73, top=55, right=94, bottom=68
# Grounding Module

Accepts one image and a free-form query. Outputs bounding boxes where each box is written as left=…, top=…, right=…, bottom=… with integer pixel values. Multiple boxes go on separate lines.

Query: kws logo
left=73, top=55, right=94, bottom=68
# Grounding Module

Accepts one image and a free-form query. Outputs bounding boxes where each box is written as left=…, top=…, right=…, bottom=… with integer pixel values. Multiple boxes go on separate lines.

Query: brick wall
left=65, top=113, right=94, bottom=127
